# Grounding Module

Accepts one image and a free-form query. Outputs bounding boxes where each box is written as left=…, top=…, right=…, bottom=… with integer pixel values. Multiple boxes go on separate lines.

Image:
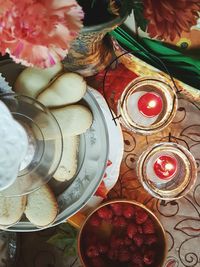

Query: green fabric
left=111, top=27, right=200, bottom=89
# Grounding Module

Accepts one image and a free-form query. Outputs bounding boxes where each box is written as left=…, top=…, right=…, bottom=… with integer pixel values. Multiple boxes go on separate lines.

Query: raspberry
left=113, top=216, right=127, bottom=228
left=142, top=218, right=155, bottom=234
left=89, top=214, right=101, bottom=226
left=107, top=249, right=118, bottom=261
left=106, top=160, right=112, bottom=167
left=97, top=206, right=113, bottom=220
left=127, top=223, right=137, bottom=239
left=86, top=245, right=99, bottom=258
left=84, top=235, right=97, bottom=246
left=135, top=209, right=148, bottom=224
left=143, top=250, right=155, bottom=265
left=110, top=203, right=122, bottom=216
left=136, top=262, right=144, bottom=267
left=95, top=181, right=108, bottom=199
left=123, top=204, right=135, bottom=219
left=130, top=244, right=137, bottom=252
left=132, top=251, right=143, bottom=265
left=97, top=243, right=108, bottom=254
left=145, top=234, right=158, bottom=245
left=124, top=236, right=132, bottom=246
left=110, top=234, right=124, bottom=249
left=133, top=234, right=144, bottom=247
left=137, top=225, right=143, bottom=234
left=118, top=248, right=131, bottom=262
left=91, top=257, right=106, bottom=267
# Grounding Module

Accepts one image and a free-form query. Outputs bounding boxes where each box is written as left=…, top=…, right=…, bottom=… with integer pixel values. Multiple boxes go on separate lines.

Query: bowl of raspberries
left=78, top=200, right=167, bottom=267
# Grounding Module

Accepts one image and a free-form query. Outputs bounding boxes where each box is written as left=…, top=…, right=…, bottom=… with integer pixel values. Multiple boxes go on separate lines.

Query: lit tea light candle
left=137, top=142, right=197, bottom=199
left=153, top=155, right=177, bottom=180
left=127, top=91, right=162, bottom=127
left=138, top=92, right=163, bottom=117
left=119, top=77, right=178, bottom=135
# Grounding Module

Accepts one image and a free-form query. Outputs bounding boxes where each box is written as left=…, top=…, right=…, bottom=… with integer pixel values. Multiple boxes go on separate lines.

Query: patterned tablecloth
left=92, top=63, right=200, bottom=267
left=16, top=62, right=200, bottom=267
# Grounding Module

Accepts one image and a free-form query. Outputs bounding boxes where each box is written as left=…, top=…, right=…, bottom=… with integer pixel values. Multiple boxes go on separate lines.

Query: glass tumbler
left=0, top=93, right=63, bottom=197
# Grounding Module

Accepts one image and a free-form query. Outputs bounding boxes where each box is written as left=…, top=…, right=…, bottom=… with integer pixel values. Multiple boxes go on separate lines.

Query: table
left=94, top=63, right=200, bottom=267
left=15, top=61, right=200, bottom=267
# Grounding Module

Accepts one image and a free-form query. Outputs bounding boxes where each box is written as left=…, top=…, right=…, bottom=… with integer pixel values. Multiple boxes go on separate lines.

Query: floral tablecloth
left=15, top=62, right=200, bottom=267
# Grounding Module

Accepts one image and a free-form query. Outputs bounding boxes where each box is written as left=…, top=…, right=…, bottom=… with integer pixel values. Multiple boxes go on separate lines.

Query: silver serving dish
left=0, top=60, right=109, bottom=232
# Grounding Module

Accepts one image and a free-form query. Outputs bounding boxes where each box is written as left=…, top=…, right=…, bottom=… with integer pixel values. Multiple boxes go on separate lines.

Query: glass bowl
left=0, top=93, right=63, bottom=197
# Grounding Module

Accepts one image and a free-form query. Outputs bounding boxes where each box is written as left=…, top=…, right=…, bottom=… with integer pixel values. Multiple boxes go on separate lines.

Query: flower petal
left=0, top=0, right=84, bottom=67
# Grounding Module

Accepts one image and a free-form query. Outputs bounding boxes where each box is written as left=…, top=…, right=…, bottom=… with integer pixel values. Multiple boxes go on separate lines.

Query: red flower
left=144, top=0, right=200, bottom=41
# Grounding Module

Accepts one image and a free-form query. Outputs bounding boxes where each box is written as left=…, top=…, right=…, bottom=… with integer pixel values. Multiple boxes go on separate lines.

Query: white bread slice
left=24, top=185, right=58, bottom=227
left=0, top=195, right=26, bottom=226
left=37, top=72, right=87, bottom=108
left=51, top=104, right=93, bottom=137
left=14, top=62, right=63, bottom=98
left=54, top=136, right=79, bottom=182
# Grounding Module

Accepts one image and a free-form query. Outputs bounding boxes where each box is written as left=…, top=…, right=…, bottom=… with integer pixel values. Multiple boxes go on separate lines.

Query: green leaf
left=47, top=234, right=78, bottom=256
left=47, top=223, right=78, bottom=257
left=91, top=0, right=96, bottom=8
left=133, top=2, right=148, bottom=31
left=58, top=223, right=77, bottom=238
left=120, top=0, right=135, bottom=16
left=112, top=27, right=200, bottom=89
left=47, top=234, right=69, bottom=250
left=63, top=239, right=77, bottom=257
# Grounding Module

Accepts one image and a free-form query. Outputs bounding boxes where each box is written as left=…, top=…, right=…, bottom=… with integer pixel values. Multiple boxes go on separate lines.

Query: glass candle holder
left=136, top=142, right=197, bottom=200
left=0, top=93, right=63, bottom=197
left=118, top=76, right=177, bottom=135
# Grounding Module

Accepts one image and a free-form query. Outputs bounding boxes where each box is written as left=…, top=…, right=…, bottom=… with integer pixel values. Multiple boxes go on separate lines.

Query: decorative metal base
left=63, top=15, right=127, bottom=77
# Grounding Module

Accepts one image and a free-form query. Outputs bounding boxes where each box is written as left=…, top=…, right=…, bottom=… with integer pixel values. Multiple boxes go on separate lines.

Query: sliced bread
left=24, top=185, right=58, bottom=227
left=37, top=72, right=87, bottom=108
left=0, top=195, right=26, bottom=226
left=54, top=135, right=79, bottom=182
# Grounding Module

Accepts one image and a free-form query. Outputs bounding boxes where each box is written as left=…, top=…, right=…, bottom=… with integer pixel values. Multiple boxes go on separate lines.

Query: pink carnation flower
left=0, top=0, right=84, bottom=68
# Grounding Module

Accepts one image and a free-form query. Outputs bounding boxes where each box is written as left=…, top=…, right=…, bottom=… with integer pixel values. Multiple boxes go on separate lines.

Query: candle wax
left=153, top=155, right=177, bottom=180
left=127, top=92, right=159, bottom=127
left=138, top=92, right=163, bottom=117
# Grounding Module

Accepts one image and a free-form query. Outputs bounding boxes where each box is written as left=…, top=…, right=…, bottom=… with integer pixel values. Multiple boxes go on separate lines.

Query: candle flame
left=155, top=158, right=176, bottom=178
left=165, top=163, right=174, bottom=171
left=148, top=100, right=157, bottom=109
